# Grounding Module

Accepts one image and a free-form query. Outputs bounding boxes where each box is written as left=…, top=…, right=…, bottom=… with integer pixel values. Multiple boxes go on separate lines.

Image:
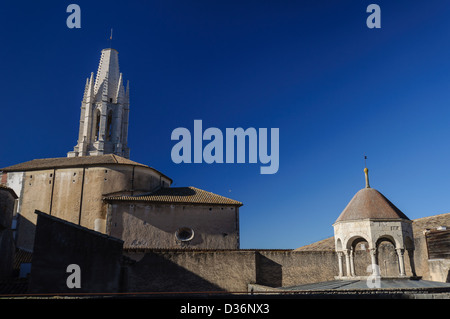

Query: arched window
left=336, top=238, right=343, bottom=251
left=94, top=109, right=101, bottom=141
left=106, top=110, right=113, bottom=141
left=375, top=236, right=398, bottom=277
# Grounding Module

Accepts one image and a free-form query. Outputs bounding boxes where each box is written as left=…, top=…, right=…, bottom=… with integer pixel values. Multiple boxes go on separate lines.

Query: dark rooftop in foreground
left=0, top=184, right=18, bottom=198
left=281, top=278, right=450, bottom=291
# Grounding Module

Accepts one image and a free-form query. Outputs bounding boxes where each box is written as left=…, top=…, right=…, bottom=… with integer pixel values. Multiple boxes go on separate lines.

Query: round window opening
left=175, top=227, right=194, bottom=242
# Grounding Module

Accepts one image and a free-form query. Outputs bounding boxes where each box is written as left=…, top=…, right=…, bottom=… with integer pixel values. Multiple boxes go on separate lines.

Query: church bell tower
left=68, top=48, right=130, bottom=159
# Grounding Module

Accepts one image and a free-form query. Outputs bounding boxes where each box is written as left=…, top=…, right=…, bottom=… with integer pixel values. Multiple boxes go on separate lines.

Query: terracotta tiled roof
left=1, top=154, right=145, bottom=171
left=105, top=186, right=243, bottom=206
left=335, top=187, right=410, bottom=223
left=1, top=154, right=172, bottom=182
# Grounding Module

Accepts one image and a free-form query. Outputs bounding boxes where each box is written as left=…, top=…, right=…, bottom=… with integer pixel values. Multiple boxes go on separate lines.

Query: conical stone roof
left=335, top=187, right=410, bottom=223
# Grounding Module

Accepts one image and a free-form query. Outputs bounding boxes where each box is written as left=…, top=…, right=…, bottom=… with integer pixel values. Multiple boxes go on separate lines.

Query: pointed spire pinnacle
left=82, top=77, right=90, bottom=101
left=85, top=72, right=95, bottom=101
left=116, top=72, right=125, bottom=103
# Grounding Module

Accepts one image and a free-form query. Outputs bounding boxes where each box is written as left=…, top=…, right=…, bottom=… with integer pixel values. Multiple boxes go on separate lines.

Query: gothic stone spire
left=68, top=48, right=130, bottom=159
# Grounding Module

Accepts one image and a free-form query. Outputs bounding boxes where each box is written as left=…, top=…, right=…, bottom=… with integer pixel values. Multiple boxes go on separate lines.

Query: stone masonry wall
left=123, top=249, right=339, bottom=292
left=12, top=164, right=163, bottom=251
left=123, top=241, right=429, bottom=293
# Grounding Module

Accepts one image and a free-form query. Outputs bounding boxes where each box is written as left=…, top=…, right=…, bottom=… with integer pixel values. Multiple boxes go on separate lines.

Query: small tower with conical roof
left=68, top=48, right=130, bottom=159
left=333, top=166, right=415, bottom=279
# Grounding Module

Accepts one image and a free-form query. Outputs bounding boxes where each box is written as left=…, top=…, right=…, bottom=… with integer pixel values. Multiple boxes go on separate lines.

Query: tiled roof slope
left=1, top=154, right=172, bottom=182
left=105, top=186, right=243, bottom=206
left=1, top=154, right=146, bottom=171
left=335, top=188, right=410, bottom=223
left=295, top=212, right=450, bottom=251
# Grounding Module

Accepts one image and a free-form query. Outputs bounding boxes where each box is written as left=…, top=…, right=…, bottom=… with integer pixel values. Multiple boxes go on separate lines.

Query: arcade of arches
left=333, top=168, right=415, bottom=279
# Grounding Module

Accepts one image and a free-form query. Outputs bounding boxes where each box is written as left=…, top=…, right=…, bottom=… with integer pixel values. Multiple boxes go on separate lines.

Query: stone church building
left=0, top=48, right=242, bottom=253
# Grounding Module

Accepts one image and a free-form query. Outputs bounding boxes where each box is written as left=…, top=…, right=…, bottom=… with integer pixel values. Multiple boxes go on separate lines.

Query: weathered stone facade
left=107, top=202, right=240, bottom=250
left=120, top=246, right=421, bottom=292
left=1, top=155, right=172, bottom=251
left=1, top=156, right=242, bottom=252
left=105, top=187, right=242, bottom=250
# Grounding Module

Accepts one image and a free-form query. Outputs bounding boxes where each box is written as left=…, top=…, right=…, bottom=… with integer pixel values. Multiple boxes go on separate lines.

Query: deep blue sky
left=1, top=1, right=450, bottom=249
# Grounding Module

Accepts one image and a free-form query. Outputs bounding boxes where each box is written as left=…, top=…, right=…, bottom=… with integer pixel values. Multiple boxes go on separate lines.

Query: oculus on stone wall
left=175, top=227, right=194, bottom=242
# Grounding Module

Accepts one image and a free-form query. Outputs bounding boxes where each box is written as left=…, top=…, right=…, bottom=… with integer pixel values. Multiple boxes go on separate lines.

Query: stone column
left=350, top=248, right=356, bottom=277
left=396, top=248, right=406, bottom=277
left=344, top=249, right=351, bottom=277
left=369, top=248, right=380, bottom=276
left=337, top=251, right=344, bottom=277
left=407, top=249, right=417, bottom=277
